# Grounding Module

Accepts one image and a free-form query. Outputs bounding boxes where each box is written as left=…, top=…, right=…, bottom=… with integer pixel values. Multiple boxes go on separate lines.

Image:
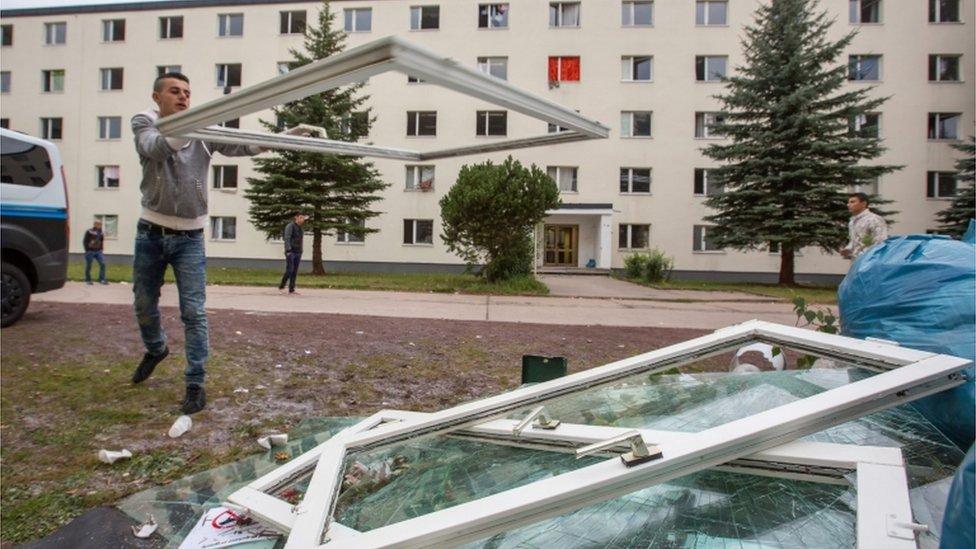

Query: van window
left=0, top=135, right=53, bottom=187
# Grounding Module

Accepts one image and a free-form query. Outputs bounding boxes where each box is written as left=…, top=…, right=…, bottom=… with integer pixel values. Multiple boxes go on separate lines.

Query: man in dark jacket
left=279, top=212, right=308, bottom=294
left=83, top=219, right=108, bottom=285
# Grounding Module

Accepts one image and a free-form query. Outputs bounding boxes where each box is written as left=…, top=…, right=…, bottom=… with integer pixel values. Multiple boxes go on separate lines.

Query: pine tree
left=702, top=0, right=900, bottom=285
left=936, top=136, right=975, bottom=238
left=245, top=1, right=387, bottom=275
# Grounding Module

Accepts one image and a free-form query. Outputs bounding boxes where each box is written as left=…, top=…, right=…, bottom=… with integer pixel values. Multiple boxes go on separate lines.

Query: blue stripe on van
left=0, top=204, right=68, bottom=220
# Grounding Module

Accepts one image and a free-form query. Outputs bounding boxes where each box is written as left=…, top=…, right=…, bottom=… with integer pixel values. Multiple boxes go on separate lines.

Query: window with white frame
left=98, top=116, right=122, bottom=140
left=550, top=2, right=580, bottom=27
left=619, top=224, right=650, bottom=249
left=100, top=67, right=123, bottom=91
left=96, top=165, right=120, bottom=188
left=849, top=112, right=880, bottom=138
left=695, top=0, right=727, bottom=25
left=927, top=171, right=958, bottom=198
left=42, top=69, right=64, bottom=92
left=101, top=19, right=125, bottom=42
left=696, top=55, right=727, bottom=81
left=216, top=63, right=242, bottom=88
left=94, top=214, right=118, bottom=238
left=929, top=0, right=960, bottom=22
left=619, top=167, right=651, bottom=193
left=848, top=176, right=879, bottom=196
left=929, top=54, right=961, bottom=81
left=407, top=111, right=437, bottom=136
left=1, top=24, right=12, bottom=46
left=210, top=216, right=236, bottom=240
left=0, top=71, right=9, bottom=93
left=159, top=16, right=183, bottom=39
left=280, top=10, right=306, bottom=34
left=403, top=219, right=433, bottom=244
left=848, top=55, right=881, bottom=80
left=695, top=112, right=725, bottom=138
left=693, top=224, right=722, bottom=251
left=344, top=8, right=372, bottom=32
left=157, top=65, right=181, bottom=77
left=218, top=13, right=244, bottom=37
left=410, top=5, right=440, bottom=30
left=212, top=165, right=238, bottom=189
left=478, top=3, right=509, bottom=28
left=620, top=56, right=652, bottom=81
left=928, top=112, right=960, bottom=139
left=621, top=111, right=652, bottom=137
left=405, top=165, right=435, bottom=191
left=40, top=117, right=62, bottom=139
left=477, top=56, right=508, bottom=80
left=547, top=166, right=578, bottom=192
left=44, top=22, right=66, bottom=45
left=337, top=218, right=366, bottom=243
left=476, top=110, right=507, bottom=136
left=849, top=0, right=881, bottom=23
left=694, top=168, right=724, bottom=196
left=622, top=1, right=653, bottom=26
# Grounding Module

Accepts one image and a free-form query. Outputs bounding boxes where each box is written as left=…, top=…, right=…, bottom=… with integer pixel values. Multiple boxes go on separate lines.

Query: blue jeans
left=84, top=251, right=106, bottom=283
left=132, top=228, right=208, bottom=386
left=279, top=252, right=302, bottom=292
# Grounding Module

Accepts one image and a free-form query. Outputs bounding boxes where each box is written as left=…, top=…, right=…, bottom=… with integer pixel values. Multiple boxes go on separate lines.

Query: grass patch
left=614, top=273, right=837, bottom=304
left=67, top=262, right=547, bottom=296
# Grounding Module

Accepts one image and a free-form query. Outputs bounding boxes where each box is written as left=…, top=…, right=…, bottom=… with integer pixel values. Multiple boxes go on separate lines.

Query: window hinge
left=575, top=430, right=663, bottom=467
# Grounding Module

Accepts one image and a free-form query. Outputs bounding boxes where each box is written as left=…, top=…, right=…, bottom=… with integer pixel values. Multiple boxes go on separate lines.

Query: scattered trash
left=304, top=350, right=312, bottom=355
left=168, top=415, right=193, bottom=439
left=178, top=507, right=278, bottom=549
left=355, top=331, right=365, bottom=335
left=617, top=344, right=625, bottom=348
left=103, top=369, right=111, bottom=373
left=274, top=451, right=290, bottom=462
left=408, top=342, right=416, bottom=347
left=131, top=514, right=158, bottom=539
left=233, top=387, right=249, bottom=394
left=475, top=335, right=482, bottom=339
left=235, top=330, right=242, bottom=335
left=98, top=448, right=132, bottom=464
left=275, top=364, right=283, bottom=369
left=257, top=433, right=289, bottom=450
left=254, top=384, right=267, bottom=390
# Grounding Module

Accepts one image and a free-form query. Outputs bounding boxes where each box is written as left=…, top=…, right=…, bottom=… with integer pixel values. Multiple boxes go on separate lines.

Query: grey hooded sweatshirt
left=132, top=109, right=258, bottom=230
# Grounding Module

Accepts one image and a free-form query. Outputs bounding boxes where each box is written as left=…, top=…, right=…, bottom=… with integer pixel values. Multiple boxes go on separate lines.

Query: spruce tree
left=245, top=1, right=387, bottom=274
left=702, top=0, right=900, bottom=285
left=936, top=136, right=975, bottom=238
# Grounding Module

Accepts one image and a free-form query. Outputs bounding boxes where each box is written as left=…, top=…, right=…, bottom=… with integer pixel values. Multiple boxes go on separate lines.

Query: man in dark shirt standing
left=83, top=220, right=108, bottom=285
left=279, top=212, right=308, bottom=294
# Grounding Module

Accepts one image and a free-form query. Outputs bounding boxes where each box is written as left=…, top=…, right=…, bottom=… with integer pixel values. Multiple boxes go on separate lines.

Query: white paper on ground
left=177, top=506, right=279, bottom=549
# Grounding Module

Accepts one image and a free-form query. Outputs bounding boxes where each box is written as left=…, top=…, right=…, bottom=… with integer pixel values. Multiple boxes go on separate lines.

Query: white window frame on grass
left=479, top=3, right=510, bottom=29
left=476, top=110, right=507, bottom=136
left=93, top=214, right=118, bottom=239
left=547, top=166, right=578, bottom=192
left=477, top=56, right=508, bottom=80
left=620, top=56, right=652, bottom=82
left=928, top=112, right=961, bottom=140
left=101, top=19, right=125, bottom=42
left=44, top=22, right=66, bottom=45
left=405, top=164, right=435, bottom=191
left=929, top=54, right=961, bottom=82
left=210, top=216, right=236, bottom=241
left=849, top=0, right=882, bottom=23
left=337, top=218, right=366, bottom=244
left=212, top=165, right=238, bottom=190
left=99, top=67, right=123, bottom=91
left=217, top=13, right=244, bottom=37
left=696, top=55, right=727, bottom=81
left=224, top=320, right=969, bottom=548
left=159, top=15, right=183, bottom=39
left=41, top=69, right=64, bottom=93
left=929, top=0, right=960, bottom=22
left=96, top=165, right=120, bottom=189
left=97, top=116, right=122, bottom=140
left=403, top=218, right=434, bottom=245
left=849, top=54, right=882, bottom=81
left=410, top=5, right=440, bottom=30
left=695, top=0, right=727, bottom=25
left=693, top=224, right=722, bottom=251
left=927, top=171, right=958, bottom=199
left=619, top=167, right=651, bottom=194
left=344, top=8, right=372, bottom=32
left=620, top=111, right=652, bottom=137
left=549, top=2, right=581, bottom=28
left=621, top=1, right=653, bottom=26
left=151, top=37, right=609, bottom=161
left=618, top=223, right=650, bottom=249
left=280, top=10, right=306, bottom=35
left=695, top=111, right=725, bottom=138
left=694, top=168, right=724, bottom=196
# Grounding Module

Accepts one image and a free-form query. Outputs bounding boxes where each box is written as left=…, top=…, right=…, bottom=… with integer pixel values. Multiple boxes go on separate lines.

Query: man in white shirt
left=841, top=192, right=888, bottom=260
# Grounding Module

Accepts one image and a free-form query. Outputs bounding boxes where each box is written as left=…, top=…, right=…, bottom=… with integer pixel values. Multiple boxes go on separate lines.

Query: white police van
left=0, top=128, right=69, bottom=327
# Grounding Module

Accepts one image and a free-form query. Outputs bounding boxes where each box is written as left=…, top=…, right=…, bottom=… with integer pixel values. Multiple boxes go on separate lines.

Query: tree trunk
left=312, top=227, right=326, bottom=275
left=778, top=246, right=795, bottom=286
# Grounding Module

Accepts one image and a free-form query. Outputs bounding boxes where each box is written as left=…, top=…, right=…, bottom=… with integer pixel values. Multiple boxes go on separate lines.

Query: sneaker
left=131, top=347, right=169, bottom=384
left=181, top=384, right=206, bottom=415
left=100, top=280, right=109, bottom=285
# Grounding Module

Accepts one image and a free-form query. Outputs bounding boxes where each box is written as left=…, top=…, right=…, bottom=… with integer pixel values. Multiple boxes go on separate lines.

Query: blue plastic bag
left=940, top=443, right=975, bottom=549
left=838, top=235, right=976, bottom=451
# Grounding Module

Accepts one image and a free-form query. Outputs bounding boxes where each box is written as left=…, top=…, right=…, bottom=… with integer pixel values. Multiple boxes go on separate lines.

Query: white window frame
left=159, top=15, right=183, bottom=39
left=478, top=3, right=510, bottom=29
left=619, top=167, right=651, bottom=194
left=406, top=110, right=437, bottom=137
left=410, top=5, right=440, bottom=30
left=927, top=171, right=958, bottom=199
left=344, top=8, right=372, bottom=32
left=621, top=1, right=653, bottom=27
left=0, top=71, right=9, bottom=94
left=547, top=166, right=578, bottom=192
left=929, top=0, right=961, bottom=22
left=280, top=10, right=306, bottom=35
left=41, top=69, right=64, bottom=93
left=849, top=54, right=882, bottom=81
left=928, top=112, right=961, bottom=140
left=217, top=13, right=244, bottom=37
left=337, top=218, right=366, bottom=244
left=929, top=54, right=962, bottom=82
left=694, top=168, right=723, bottom=196
left=152, top=37, right=609, bottom=161
left=477, top=56, right=508, bottom=80
left=849, top=0, right=882, bottom=23
left=620, top=55, right=652, bottom=82
left=403, top=218, right=434, bottom=245
left=851, top=112, right=881, bottom=138
left=212, top=164, right=238, bottom=190
left=695, top=111, right=725, bottom=139
left=620, top=111, right=652, bottom=138
left=224, top=320, right=969, bottom=548
left=96, top=165, right=120, bottom=189
left=696, top=55, right=727, bottom=82
left=695, top=0, right=727, bottom=26
left=618, top=223, right=650, bottom=249
left=99, top=67, right=123, bottom=91
left=97, top=116, right=122, bottom=140
left=101, top=18, right=125, bottom=42
left=93, top=214, right=118, bottom=239
left=210, top=216, right=236, bottom=241
left=157, top=65, right=182, bottom=77
left=40, top=117, right=62, bottom=140
left=476, top=110, right=507, bottom=137
left=405, top=164, right=435, bottom=191
left=549, top=2, right=581, bottom=28
left=216, top=63, right=242, bottom=89
left=44, top=22, right=66, bottom=45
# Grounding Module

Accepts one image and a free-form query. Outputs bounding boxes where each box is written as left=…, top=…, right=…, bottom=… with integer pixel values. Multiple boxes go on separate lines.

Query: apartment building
left=0, top=0, right=972, bottom=280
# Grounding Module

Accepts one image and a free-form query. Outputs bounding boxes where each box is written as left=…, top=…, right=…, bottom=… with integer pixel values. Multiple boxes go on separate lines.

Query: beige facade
left=1, top=0, right=973, bottom=278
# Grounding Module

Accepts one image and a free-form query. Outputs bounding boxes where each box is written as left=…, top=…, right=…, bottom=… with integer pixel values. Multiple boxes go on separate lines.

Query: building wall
left=1, top=0, right=973, bottom=277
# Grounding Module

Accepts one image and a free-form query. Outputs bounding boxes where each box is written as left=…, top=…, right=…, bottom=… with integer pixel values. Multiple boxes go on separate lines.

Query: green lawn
left=68, top=262, right=549, bottom=296
left=613, top=274, right=838, bottom=304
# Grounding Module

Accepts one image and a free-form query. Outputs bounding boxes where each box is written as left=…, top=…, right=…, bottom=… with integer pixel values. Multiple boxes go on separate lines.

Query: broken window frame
left=153, top=37, right=609, bottom=162
left=223, top=320, right=968, bottom=548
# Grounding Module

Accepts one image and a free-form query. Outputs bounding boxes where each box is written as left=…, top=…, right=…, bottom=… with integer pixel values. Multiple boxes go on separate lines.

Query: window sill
left=928, top=138, right=962, bottom=143
left=280, top=32, right=304, bottom=36
left=695, top=80, right=726, bottom=84
left=41, top=91, right=65, bottom=95
left=100, top=41, right=126, bottom=44
left=43, top=43, right=67, bottom=47
left=621, top=80, right=653, bottom=84
left=621, top=136, right=653, bottom=139
left=559, top=190, right=579, bottom=194
left=693, top=250, right=726, bottom=254
left=96, top=138, right=123, bottom=142
left=477, top=27, right=510, bottom=31
left=548, top=26, right=582, bottom=30
left=850, top=22, right=883, bottom=26
left=928, top=21, right=965, bottom=25
left=99, top=89, right=124, bottom=93
left=158, top=37, right=184, bottom=41
left=344, top=30, right=373, bottom=33
left=619, top=192, right=651, bottom=196
left=95, top=187, right=120, bottom=191
left=403, top=243, right=434, bottom=247
left=404, top=188, right=436, bottom=193
left=619, top=247, right=651, bottom=252
left=336, top=241, right=366, bottom=246
left=847, top=79, right=883, bottom=83
left=694, top=136, right=725, bottom=140
left=929, top=80, right=965, bottom=84
left=621, top=24, right=654, bottom=28
left=409, top=28, right=440, bottom=32
left=406, top=134, right=437, bottom=138
left=695, top=24, right=729, bottom=28
left=476, top=134, right=508, bottom=138
left=214, top=188, right=238, bottom=193
left=217, top=35, right=244, bottom=39
left=211, top=239, right=236, bottom=243
left=926, top=197, right=955, bottom=201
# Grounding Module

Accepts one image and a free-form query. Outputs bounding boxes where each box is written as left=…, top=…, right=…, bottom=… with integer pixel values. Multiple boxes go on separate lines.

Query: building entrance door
left=544, top=225, right=578, bottom=266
